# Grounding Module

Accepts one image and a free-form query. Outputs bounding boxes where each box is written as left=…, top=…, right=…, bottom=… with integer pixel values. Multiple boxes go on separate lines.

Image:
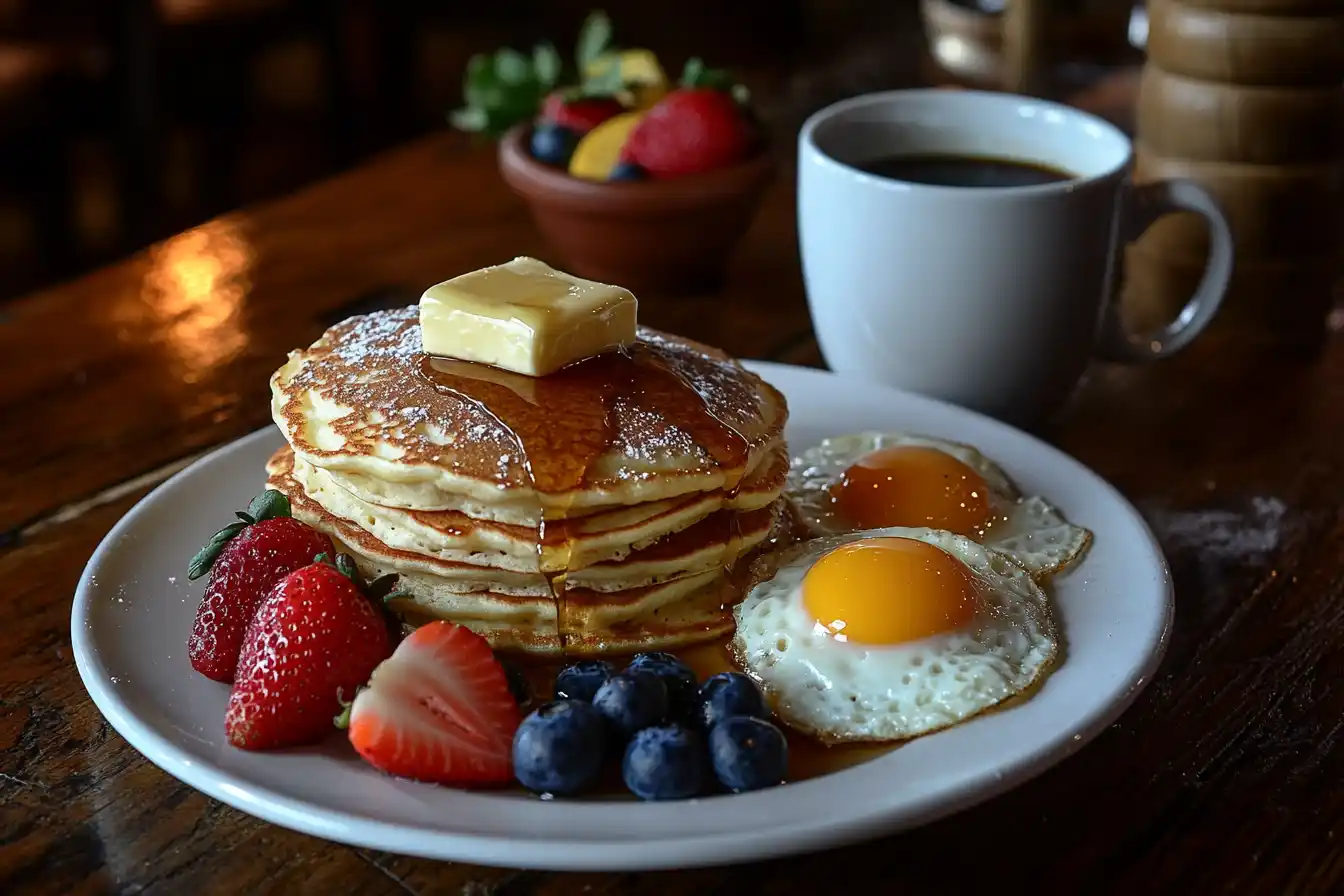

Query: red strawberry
left=187, top=490, right=333, bottom=683
left=344, top=621, right=521, bottom=786
left=226, top=558, right=392, bottom=750
left=541, top=91, right=623, bottom=135
left=621, top=88, right=755, bottom=178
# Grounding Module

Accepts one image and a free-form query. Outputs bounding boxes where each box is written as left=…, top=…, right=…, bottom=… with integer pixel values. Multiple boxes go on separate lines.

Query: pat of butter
left=419, top=257, right=638, bottom=377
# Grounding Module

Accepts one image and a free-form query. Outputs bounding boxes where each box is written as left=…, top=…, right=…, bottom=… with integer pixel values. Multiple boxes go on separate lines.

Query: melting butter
left=419, top=256, right=638, bottom=377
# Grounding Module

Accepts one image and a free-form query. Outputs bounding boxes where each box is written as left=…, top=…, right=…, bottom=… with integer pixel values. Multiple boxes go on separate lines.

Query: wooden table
left=3, top=126, right=1342, bottom=895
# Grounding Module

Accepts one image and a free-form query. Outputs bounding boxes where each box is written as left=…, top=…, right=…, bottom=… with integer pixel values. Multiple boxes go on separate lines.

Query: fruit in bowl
left=450, top=12, right=774, bottom=293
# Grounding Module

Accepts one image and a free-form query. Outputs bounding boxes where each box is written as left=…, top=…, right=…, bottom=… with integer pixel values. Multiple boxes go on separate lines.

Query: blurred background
left=0, top=0, right=1145, bottom=304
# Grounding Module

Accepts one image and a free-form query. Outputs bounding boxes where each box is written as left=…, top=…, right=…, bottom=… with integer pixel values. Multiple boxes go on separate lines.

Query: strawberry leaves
left=188, top=522, right=247, bottom=581
left=319, top=552, right=399, bottom=602
left=244, top=489, right=290, bottom=524
left=316, top=551, right=406, bottom=640
left=188, top=489, right=292, bottom=581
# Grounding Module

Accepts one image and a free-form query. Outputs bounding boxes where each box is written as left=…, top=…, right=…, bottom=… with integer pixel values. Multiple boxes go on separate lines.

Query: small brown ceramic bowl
left=498, top=124, right=775, bottom=294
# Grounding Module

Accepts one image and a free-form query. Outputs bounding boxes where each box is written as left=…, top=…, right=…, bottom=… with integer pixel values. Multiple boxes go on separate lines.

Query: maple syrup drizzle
left=418, top=333, right=756, bottom=654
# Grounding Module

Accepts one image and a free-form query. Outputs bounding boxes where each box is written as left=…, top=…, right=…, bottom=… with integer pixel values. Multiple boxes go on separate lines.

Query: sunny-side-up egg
left=786, top=432, right=1091, bottom=580
left=733, top=528, right=1059, bottom=744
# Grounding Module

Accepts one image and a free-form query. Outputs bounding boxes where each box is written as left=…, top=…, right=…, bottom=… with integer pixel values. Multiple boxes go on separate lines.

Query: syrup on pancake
left=274, top=307, right=786, bottom=653
left=418, top=334, right=756, bottom=648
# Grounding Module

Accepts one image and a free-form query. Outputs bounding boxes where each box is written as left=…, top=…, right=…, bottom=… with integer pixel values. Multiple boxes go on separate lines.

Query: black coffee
left=857, top=153, right=1073, bottom=188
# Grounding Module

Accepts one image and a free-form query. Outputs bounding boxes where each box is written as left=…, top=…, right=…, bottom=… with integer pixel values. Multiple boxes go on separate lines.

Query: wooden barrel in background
left=1127, top=0, right=1344, bottom=349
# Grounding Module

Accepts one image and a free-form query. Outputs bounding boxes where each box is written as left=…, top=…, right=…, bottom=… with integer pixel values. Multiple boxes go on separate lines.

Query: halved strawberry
left=344, top=621, right=521, bottom=786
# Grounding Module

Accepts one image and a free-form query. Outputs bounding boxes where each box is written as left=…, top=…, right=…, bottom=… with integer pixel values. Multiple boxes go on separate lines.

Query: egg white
left=787, top=431, right=1091, bottom=579
left=732, top=527, right=1059, bottom=745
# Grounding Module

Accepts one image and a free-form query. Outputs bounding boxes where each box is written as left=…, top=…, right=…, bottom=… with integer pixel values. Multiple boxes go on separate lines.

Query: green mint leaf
left=681, top=57, right=705, bottom=86
left=464, top=76, right=504, bottom=114
left=187, top=521, right=248, bottom=580
left=494, top=48, right=532, bottom=84
left=246, top=489, right=290, bottom=523
left=533, top=43, right=562, bottom=88
left=449, top=106, right=488, bottom=132
left=382, top=590, right=413, bottom=605
left=582, top=63, right=625, bottom=96
left=234, top=511, right=254, bottom=524
left=576, top=10, right=613, bottom=71
left=466, top=52, right=490, bottom=83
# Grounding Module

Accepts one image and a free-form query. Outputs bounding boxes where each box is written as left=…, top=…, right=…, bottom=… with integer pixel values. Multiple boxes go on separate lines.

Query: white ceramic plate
left=72, top=362, right=1171, bottom=871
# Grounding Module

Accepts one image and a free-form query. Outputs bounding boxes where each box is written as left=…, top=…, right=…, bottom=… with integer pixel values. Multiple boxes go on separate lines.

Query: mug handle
left=1096, top=179, right=1234, bottom=362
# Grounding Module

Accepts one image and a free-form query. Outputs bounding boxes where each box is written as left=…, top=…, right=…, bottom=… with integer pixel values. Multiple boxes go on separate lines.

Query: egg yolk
left=829, top=446, right=992, bottom=537
left=802, top=537, right=978, bottom=645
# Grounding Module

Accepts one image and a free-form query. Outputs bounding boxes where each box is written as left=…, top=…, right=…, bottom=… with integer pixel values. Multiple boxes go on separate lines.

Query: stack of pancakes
left=266, top=306, right=793, bottom=656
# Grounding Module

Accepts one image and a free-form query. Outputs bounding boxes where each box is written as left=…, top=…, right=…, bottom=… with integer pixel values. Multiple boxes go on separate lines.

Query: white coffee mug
left=797, top=89, right=1233, bottom=425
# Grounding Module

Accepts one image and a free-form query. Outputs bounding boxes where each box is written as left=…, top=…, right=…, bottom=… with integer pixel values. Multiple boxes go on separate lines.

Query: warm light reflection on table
left=123, top=220, right=254, bottom=383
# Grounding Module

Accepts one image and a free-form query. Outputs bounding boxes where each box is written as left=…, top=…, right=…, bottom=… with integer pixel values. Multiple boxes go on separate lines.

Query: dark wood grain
left=2, top=73, right=1343, bottom=895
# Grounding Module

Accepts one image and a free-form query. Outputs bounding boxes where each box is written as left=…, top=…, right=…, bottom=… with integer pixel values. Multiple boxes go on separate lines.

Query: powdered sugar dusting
left=272, top=308, right=779, bottom=494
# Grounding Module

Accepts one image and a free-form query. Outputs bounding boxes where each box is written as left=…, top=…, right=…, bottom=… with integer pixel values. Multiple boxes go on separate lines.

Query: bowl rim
left=497, top=124, right=775, bottom=215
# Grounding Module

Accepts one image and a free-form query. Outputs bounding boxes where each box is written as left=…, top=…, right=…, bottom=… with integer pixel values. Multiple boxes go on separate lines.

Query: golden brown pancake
left=270, top=306, right=788, bottom=515
left=286, top=444, right=789, bottom=571
left=266, top=305, right=795, bottom=656
left=268, top=446, right=780, bottom=593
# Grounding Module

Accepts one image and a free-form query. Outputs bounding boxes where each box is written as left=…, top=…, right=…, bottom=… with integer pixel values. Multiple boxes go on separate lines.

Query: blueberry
left=592, top=671, right=668, bottom=738
left=696, top=672, right=768, bottom=730
left=608, top=160, right=646, bottom=182
left=512, top=700, right=606, bottom=796
left=626, top=652, right=698, bottom=721
left=622, top=724, right=709, bottom=801
left=498, top=656, right=533, bottom=709
left=708, top=716, right=788, bottom=793
left=554, top=660, right=616, bottom=702
left=530, top=123, right=579, bottom=167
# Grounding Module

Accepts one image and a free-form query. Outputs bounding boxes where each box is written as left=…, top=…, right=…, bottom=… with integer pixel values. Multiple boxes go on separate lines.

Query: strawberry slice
left=226, top=558, right=392, bottom=750
left=345, top=621, right=521, bottom=786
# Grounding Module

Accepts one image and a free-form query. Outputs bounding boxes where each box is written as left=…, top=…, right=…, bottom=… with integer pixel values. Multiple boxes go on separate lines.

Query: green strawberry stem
left=364, top=574, right=402, bottom=602
left=186, top=489, right=292, bottom=581
left=334, top=553, right=363, bottom=586
left=333, top=686, right=361, bottom=729
left=324, top=553, right=405, bottom=626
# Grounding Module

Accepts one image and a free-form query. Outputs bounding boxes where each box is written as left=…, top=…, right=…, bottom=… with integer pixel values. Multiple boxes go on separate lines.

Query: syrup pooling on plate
left=418, top=332, right=756, bottom=652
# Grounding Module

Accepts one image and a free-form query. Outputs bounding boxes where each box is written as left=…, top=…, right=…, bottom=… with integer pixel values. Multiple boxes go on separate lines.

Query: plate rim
left=71, top=362, right=1173, bottom=871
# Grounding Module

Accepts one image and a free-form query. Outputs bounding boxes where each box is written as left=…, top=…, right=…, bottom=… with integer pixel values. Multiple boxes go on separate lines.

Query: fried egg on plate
left=787, top=432, right=1091, bottom=579
left=732, top=527, right=1058, bottom=744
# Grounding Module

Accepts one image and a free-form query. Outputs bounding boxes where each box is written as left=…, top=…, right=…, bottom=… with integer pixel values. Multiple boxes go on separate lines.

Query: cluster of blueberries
left=511, top=652, right=789, bottom=800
